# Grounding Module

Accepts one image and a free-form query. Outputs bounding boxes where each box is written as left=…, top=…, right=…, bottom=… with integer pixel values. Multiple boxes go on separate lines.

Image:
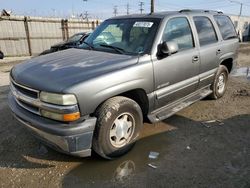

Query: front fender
left=65, top=58, right=154, bottom=116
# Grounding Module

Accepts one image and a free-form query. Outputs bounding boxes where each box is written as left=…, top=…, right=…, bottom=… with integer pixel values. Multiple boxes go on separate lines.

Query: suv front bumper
left=8, top=93, right=97, bottom=157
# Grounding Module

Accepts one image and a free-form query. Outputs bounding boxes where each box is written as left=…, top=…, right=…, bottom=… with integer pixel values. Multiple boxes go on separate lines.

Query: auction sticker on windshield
left=133, top=22, right=154, bottom=28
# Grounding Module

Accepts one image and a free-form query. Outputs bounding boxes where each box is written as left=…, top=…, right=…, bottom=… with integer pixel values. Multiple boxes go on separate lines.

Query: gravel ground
left=0, top=44, right=249, bottom=188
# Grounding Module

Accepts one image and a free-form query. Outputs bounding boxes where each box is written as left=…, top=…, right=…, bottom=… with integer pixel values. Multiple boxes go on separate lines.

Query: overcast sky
left=1, top=0, right=250, bottom=19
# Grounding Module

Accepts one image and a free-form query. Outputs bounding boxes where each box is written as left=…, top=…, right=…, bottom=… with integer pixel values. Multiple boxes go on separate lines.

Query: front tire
left=209, top=65, right=229, bottom=99
left=93, top=96, right=143, bottom=159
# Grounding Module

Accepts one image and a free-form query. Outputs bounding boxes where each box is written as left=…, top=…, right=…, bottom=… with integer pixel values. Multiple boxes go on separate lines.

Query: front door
left=153, top=17, right=200, bottom=108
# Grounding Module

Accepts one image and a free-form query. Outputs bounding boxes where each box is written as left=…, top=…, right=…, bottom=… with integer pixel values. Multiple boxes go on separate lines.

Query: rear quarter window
left=214, top=15, right=237, bottom=40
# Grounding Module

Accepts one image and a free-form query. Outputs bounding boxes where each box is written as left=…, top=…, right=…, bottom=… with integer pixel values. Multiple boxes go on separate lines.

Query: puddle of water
left=140, top=122, right=177, bottom=139
left=62, top=122, right=176, bottom=186
left=231, top=67, right=250, bottom=80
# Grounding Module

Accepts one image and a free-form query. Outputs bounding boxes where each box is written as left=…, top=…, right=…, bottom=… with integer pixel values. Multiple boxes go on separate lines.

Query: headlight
left=41, top=110, right=80, bottom=122
left=40, top=92, right=77, bottom=105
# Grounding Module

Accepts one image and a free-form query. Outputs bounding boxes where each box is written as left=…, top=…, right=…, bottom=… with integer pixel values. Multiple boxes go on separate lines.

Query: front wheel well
left=93, top=89, right=149, bottom=120
left=220, top=58, right=233, bottom=73
left=119, top=89, right=149, bottom=118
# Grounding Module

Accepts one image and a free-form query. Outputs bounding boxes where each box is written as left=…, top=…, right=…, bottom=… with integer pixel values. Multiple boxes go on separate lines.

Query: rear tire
left=209, top=65, right=229, bottom=100
left=93, top=96, right=143, bottom=159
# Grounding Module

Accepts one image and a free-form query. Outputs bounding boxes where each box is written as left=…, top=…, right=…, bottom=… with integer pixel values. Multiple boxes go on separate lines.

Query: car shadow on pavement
left=61, top=114, right=250, bottom=188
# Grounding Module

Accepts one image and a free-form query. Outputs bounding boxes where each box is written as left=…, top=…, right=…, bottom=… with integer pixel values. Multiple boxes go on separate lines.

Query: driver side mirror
left=160, top=41, right=179, bottom=56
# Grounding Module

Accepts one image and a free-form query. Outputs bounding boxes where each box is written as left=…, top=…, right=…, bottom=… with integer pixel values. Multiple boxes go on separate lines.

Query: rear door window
left=214, top=15, right=237, bottom=40
left=193, top=16, right=218, bottom=46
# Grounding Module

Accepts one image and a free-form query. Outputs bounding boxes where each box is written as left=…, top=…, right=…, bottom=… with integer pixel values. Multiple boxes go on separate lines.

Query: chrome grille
left=10, top=78, right=41, bottom=115
left=13, top=83, right=38, bottom=98
left=10, top=77, right=80, bottom=117
left=11, top=79, right=39, bottom=99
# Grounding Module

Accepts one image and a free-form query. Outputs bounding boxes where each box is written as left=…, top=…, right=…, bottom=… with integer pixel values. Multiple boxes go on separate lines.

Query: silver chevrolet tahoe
left=8, top=10, right=239, bottom=159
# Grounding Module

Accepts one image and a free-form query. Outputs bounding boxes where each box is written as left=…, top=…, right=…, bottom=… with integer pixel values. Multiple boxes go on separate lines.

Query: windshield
left=68, top=33, right=84, bottom=42
left=81, top=18, right=160, bottom=55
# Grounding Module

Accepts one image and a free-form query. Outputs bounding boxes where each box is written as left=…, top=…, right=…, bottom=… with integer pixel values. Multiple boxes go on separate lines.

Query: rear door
left=152, top=16, right=200, bottom=108
left=192, top=16, right=221, bottom=88
left=213, top=15, right=239, bottom=69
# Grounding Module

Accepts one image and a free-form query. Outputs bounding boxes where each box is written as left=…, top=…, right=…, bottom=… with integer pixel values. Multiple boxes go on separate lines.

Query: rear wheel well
left=220, top=58, right=233, bottom=73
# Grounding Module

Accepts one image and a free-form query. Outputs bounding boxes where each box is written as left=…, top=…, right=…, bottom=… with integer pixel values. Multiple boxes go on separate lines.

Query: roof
left=108, top=9, right=224, bottom=20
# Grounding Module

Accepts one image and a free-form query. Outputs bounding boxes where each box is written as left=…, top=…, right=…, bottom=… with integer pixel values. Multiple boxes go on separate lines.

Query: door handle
left=192, top=55, right=199, bottom=62
left=216, top=49, right=221, bottom=55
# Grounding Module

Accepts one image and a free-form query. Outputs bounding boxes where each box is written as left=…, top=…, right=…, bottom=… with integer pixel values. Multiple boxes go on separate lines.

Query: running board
left=148, top=86, right=212, bottom=123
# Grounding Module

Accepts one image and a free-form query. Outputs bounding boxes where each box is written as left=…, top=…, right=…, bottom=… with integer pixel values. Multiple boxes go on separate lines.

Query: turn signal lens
left=63, top=112, right=80, bottom=122
left=41, top=110, right=80, bottom=122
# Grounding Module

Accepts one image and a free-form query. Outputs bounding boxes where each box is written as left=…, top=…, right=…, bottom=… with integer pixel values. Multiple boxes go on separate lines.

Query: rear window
left=214, top=15, right=237, bottom=40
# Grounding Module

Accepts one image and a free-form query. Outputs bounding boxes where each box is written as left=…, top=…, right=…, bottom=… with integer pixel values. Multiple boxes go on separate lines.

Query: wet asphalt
left=0, top=50, right=249, bottom=187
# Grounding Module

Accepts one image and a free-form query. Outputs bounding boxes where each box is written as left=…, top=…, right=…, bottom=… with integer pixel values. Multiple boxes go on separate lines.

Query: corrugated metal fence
left=0, top=16, right=100, bottom=57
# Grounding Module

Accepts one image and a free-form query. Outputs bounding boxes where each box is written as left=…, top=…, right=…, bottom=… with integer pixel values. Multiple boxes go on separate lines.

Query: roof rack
left=179, top=9, right=223, bottom=14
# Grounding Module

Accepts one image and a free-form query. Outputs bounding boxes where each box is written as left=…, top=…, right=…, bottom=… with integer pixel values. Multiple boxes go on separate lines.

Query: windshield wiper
left=99, top=44, right=125, bottom=54
left=83, top=41, right=94, bottom=50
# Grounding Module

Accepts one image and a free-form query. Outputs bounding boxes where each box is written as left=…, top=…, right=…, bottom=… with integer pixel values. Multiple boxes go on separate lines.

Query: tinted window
left=82, top=19, right=160, bottom=55
left=214, top=15, right=237, bottom=40
left=93, top=24, right=121, bottom=45
left=162, top=17, right=194, bottom=50
left=68, top=33, right=84, bottom=42
left=194, top=16, right=218, bottom=46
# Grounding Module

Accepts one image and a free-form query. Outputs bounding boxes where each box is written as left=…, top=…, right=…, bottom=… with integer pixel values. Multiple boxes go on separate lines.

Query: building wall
left=0, top=16, right=100, bottom=57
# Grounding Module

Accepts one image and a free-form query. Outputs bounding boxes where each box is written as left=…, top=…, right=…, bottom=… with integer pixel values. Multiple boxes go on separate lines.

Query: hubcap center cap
left=217, top=74, right=225, bottom=93
left=116, top=121, right=128, bottom=139
left=109, top=113, right=135, bottom=148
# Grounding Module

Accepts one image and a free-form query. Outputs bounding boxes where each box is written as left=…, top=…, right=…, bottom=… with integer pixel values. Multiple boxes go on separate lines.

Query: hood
left=11, top=48, right=138, bottom=92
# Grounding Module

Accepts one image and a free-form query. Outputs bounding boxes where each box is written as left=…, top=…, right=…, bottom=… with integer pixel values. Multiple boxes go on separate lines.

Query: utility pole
left=84, top=11, right=89, bottom=20
left=113, top=6, right=118, bottom=16
left=139, top=2, right=144, bottom=14
left=82, top=0, right=88, bottom=18
left=229, top=0, right=244, bottom=41
left=229, top=0, right=243, bottom=16
left=80, top=11, right=89, bottom=20
left=52, top=8, right=56, bottom=17
left=151, top=0, right=154, bottom=13
left=126, top=3, right=130, bottom=15
left=239, top=2, right=243, bottom=16
left=82, top=0, right=88, bottom=8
